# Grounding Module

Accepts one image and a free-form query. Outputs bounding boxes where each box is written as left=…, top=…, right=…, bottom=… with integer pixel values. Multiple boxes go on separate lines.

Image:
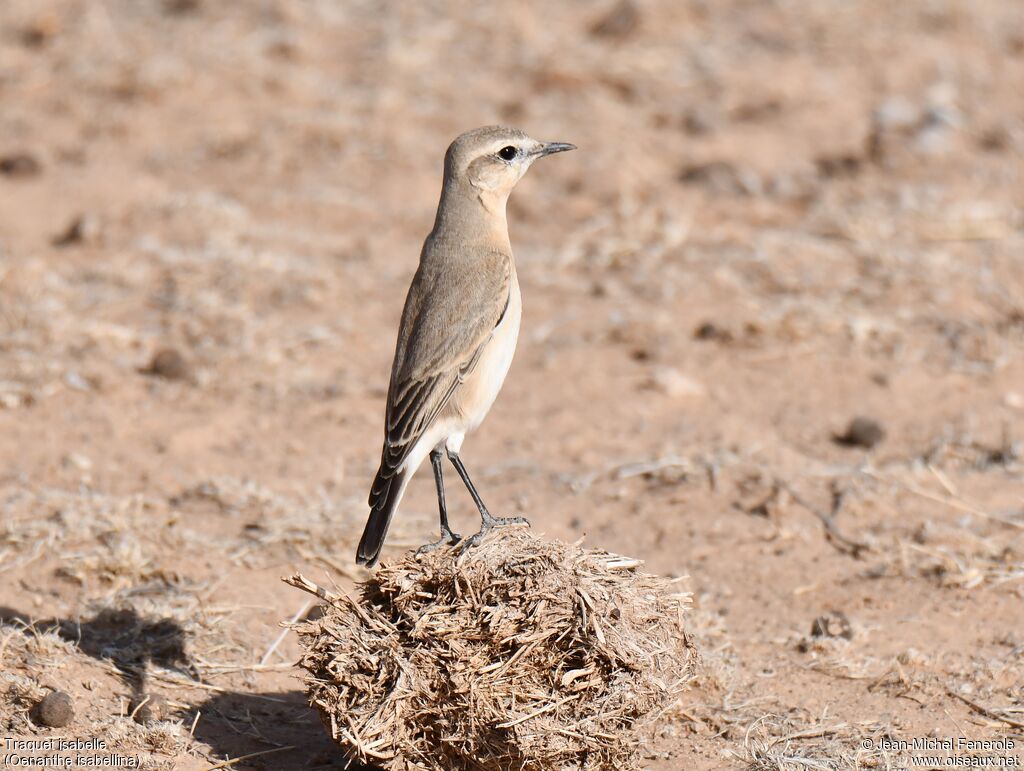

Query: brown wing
left=372, top=249, right=511, bottom=488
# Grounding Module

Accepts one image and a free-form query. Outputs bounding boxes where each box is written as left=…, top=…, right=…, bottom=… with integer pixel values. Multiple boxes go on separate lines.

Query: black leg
left=416, top=450, right=461, bottom=556
left=431, top=449, right=460, bottom=540
left=447, top=450, right=528, bottom=550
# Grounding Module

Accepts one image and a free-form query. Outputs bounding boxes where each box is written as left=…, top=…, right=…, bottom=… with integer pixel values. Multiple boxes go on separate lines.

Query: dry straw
left=291, top=529, right=697, bottom=770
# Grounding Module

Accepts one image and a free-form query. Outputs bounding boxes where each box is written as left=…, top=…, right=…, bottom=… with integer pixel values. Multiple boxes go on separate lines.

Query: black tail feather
left=356, top=467, right=407, bottom=566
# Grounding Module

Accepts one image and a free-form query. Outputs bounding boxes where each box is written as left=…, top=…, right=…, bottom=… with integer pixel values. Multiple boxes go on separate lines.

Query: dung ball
left=34, top=690, right=74, bottom=728
left=294, top=529, right=697, bottom=771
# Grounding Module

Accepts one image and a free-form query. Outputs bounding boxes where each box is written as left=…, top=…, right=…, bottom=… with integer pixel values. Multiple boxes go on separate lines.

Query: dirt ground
left=2, top=0, right=1023, bottom=768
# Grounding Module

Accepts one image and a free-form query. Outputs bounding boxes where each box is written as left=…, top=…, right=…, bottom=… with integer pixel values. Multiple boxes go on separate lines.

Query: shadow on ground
left=0, top=605, right=370, bottom=769
left=0, top=604, right=194, bottom=701
left=192, top=691, right=363, bottom=770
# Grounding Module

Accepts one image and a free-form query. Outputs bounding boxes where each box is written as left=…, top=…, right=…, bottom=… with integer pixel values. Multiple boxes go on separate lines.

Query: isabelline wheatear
left=356, top=126, right=575, bottom=566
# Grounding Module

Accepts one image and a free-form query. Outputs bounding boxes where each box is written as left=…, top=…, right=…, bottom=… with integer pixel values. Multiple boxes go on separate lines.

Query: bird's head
left=443, top=126, right=575, bottom=200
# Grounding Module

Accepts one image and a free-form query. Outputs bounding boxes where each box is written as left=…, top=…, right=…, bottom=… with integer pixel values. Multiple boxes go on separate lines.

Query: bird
left=355, top=126, right=575, bottom=566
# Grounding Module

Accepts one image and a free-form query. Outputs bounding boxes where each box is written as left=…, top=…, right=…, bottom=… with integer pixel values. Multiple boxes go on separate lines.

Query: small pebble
left=978, top=125, right=1011, bottom=153
left=20, top=12, right=62, bottom=47
left=589, top=0, right=639, bottom=40
left=52, top=214, right=102, bottom=247
left=815, top=153, right=862, bottom=178
left=0, top=153, right=42, bottom=178
left=164, top=0, right=201, bottom=13
left=34, top=691, right=74, bottom=727
left=682, top=105, right=718, bottom=136
left=833, top=416, right=885, bottom=448
left=145, top=348, right=191, bottom=381
left=693, top=321, right=732, bottom=342
left=647, top=368, right=706, bottom=399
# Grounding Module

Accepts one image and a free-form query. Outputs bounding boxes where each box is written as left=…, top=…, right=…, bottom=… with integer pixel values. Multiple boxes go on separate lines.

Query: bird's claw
left=457, top=514, right=530, bottom=555
left=415, top=527, right=462, bottom=557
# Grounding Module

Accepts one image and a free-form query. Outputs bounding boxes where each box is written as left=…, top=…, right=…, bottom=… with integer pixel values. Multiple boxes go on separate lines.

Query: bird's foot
left=415, top=526, right=462, bottom=557
left=457, top=512, right=530, bottom=554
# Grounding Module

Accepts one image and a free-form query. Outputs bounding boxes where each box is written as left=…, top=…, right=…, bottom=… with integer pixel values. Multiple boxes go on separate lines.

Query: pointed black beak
left=537, top=141, right=577, bottom=157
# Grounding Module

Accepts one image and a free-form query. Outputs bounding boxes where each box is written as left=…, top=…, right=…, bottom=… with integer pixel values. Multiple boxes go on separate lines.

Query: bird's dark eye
left=498, top=146, right=517, bottom=161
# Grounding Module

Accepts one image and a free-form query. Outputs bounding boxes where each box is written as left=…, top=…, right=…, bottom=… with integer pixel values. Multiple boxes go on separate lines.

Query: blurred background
left=1, top=1, right=1023, bottom=768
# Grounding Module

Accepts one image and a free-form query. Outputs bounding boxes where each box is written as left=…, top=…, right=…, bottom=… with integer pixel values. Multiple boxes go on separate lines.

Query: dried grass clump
left=293, top=529, right=697, bottom=771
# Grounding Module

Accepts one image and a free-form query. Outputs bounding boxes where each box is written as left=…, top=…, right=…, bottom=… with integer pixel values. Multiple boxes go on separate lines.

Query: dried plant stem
left=258, top=599, right=312, bottom=666
left=283, top=573, right=341, bottom=603
left=202, top=745, right=296, bottom=770
left=946, top=689, right=1024, bottom=730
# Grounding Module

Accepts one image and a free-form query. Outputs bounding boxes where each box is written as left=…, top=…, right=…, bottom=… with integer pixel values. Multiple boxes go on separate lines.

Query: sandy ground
left=1, top=0, right=1023, bottom=768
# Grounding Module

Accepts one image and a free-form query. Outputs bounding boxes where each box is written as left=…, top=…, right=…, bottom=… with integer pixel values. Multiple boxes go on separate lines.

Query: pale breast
left=448, top=269, right=522, bottom=433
